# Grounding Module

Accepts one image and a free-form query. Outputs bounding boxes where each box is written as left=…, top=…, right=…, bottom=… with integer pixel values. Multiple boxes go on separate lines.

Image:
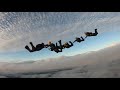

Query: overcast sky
left=0, top=12, right=120, bottom=62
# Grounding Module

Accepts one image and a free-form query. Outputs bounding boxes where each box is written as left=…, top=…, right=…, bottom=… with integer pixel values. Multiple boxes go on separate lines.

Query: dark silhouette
left=73, top=36, right=84, bottom=43
left=62, top=41, right=73, bottom=49
left=85, top=29, right=98, bottom=38
left=53, top=43, right=62, bottom=53
left=25, top=45, right=34, bottom=52
left=47, top=41, right=56, bottom=51
left=25, top=42, right=45, bottom=52
left=56, top=40, right=63, bottom=52
left=47, top=41, right=62, bottom=53
left=25, top=28, right=98, bottom=53
left=35, top=43, right=45, bottom=51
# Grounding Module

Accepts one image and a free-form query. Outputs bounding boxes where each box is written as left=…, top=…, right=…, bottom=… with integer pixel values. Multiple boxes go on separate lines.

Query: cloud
left=106, top=42, right=120, bottom=48
left=0, top=42, right=120, bottom=75
left=0, top=12, right=120, bottom=52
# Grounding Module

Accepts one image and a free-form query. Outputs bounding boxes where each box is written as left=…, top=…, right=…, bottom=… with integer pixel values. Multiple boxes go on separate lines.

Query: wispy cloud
left=0, top=12, right=120, bottom=52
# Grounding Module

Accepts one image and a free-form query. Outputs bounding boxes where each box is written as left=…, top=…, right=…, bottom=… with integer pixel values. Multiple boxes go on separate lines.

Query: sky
left=0, top=12, right=120, bottom=62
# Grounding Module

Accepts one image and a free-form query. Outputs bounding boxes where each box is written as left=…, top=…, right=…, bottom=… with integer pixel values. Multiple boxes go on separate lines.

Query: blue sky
left=0, top=12, right=120, bottom=62
left=0, top=30, right=120, bottom=62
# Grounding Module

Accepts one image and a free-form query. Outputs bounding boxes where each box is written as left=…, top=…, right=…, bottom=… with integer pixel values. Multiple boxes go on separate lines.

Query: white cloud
left=0, top=12, right=120, bottom=52
left=0, top=42, right=120, bottom=75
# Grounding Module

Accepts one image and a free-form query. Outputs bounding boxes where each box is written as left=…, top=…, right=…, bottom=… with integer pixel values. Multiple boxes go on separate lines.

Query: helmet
left=64, top=42, right=68, bottom=46
left=48, top=41, right=52, bottom=45
left=65, top=42, right=68, bottom=44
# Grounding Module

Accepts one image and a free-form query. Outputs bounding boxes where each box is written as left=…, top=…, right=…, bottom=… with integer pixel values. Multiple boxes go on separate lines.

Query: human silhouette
left=73, top=36, right=85, bottom=43
left=47, top=41, right=56, bottom=51
left=25, top=42, right=45, bottom=52
left=47, top=41, right=63, bottom=53
left=63, top=41, right=73, bottom=49
left=85, top=29, right=98, bottom=38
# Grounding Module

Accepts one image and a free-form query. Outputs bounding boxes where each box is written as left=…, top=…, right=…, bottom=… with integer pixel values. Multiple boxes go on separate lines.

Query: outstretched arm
left=69, top=41, right=73, bottom=46
left=85, top=36, right=87, bottom=39
left=44, top=44, right=49, bottom=48
left=95, top=29, right=98, bottom=35
left=73, top=40, right=76, bottom=43
left=81, top=36, right=84, bottom=41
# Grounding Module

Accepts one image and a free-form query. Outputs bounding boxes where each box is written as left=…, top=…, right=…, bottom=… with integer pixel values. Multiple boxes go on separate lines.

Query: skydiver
left=73, top=36, right=85, bottom=43
left=47, top=41, right=59, bottom=52
left=53, top=43, right=62, bottom=53
left=62, top=41, right=73, bottom=49
left=47, top=41, right=56, bottom=51
left=85, top=29, right=98, bottom=38
left=25, top=42, right=45, bottom=52
left=47, top=41, right=63, bottom=53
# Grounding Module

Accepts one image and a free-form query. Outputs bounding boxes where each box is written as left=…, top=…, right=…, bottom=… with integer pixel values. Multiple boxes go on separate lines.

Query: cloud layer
left=0, top=42, right=120, bottom=76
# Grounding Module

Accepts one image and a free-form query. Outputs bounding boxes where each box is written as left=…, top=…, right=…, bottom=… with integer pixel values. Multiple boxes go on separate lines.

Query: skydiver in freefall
left=25, top=42, right=45, bottom=52
left=85, top=29, right=98, bottom=38
left=62, top=41, right=73, bottom=49
left=47, top=41, right=62, bottom=53
left=73, top=36, right=85, bottom=43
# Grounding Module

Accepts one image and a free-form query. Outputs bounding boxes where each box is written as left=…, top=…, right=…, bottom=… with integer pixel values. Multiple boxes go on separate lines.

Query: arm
left=73, top=40, right=76, bottom=43
left=81, top=37, right=84, bottom=41
left=69, top=41, right=73, bottom=46
left=44, top=44, right=49, bottom=48
left=95, top=29, right=98, bottom=35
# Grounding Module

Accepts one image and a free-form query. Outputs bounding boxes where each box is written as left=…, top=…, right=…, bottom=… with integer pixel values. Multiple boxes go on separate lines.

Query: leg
left=53, top=48, right=59, bottom=53
left=25, top=45, right=33, bottom=52
left=56, top=43, right=58, bottom=47
left=58, top=40, right=62, bottom=46
left=30, top=42, right=36, bottom=51
left=58, top=40, right=63, bottom=50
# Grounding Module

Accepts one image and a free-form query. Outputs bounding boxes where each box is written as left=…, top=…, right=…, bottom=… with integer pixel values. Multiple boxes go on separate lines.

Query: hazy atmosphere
left=0, top=12, right=120, bottom=78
